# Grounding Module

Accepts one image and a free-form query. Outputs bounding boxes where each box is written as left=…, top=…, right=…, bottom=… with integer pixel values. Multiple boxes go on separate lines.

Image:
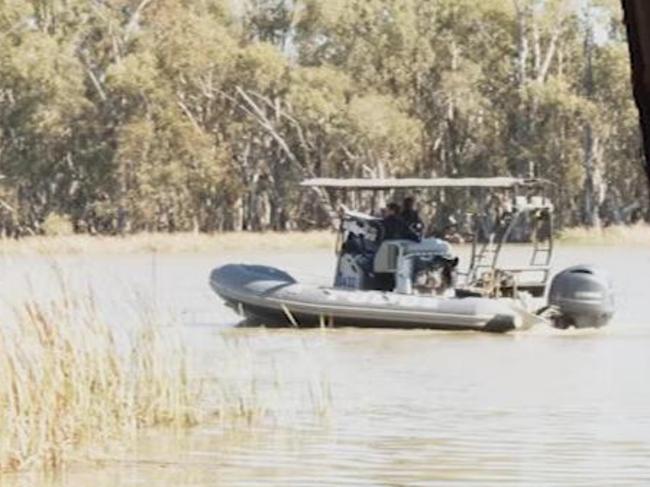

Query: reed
left=0, top=289, right=199, bottom=473
left=0, top=284, right=333, bottom=474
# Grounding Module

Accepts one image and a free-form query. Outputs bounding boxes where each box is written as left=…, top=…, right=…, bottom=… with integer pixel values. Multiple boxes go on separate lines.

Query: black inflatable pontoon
left=210, top=264, right=534, bottom=332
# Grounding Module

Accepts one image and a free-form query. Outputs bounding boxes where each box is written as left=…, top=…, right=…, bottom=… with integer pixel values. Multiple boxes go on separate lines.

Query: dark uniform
left=402, top=208, right=423, bottom=235
left=382, top=214, right=419, bottom=241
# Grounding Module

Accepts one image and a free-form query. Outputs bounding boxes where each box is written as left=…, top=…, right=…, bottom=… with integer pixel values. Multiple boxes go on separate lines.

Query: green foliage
left=0, top=0, right=645, bottom=234
left=347, top=94, right=422, bottom=172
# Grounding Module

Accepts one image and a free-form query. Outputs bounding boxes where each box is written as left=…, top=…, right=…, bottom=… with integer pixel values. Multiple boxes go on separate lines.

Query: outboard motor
left=547, top=265, right=614, bottom=329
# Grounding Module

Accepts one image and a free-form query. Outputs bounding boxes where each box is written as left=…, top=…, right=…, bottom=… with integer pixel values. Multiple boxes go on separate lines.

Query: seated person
left=401, top=196, right=424, bottom=237
left=441, top=216, right=465, bottom=244
left=382, top=202, right=419, bottom=241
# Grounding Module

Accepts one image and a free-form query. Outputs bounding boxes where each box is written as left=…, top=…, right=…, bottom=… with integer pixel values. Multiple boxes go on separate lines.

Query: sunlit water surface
left=1, top=245, right=649, bottom=486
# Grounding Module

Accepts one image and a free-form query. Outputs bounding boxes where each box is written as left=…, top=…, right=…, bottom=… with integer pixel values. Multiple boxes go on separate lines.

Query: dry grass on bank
left=3, top=223, right=645, bottom=257
left=558, top=224, right=650, bottom=246
left=0, top=231, right=336, bottom=256
left=0, top=291, right=199, bottom=473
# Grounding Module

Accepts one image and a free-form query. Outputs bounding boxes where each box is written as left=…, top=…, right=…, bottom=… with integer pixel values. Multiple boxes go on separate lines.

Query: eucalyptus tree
left=0, top=0, right=645, bottom=234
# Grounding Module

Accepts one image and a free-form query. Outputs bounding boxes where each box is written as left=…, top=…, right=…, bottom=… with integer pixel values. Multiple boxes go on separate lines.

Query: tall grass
left=0, top=290, right=198, bottom=473
left=0, top=284, right=333, bottom=474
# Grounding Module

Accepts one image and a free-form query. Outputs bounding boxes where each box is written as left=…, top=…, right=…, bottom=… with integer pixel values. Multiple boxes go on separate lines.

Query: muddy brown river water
left=1, top=245, right=649, bottom=486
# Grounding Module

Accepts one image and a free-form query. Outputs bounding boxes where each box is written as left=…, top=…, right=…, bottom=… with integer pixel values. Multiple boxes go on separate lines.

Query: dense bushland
left=0, top=0, right=645, bottom=235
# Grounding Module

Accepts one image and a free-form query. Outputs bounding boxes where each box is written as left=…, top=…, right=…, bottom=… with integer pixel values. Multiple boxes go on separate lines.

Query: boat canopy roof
left=301, top=177, right=548, bottom=190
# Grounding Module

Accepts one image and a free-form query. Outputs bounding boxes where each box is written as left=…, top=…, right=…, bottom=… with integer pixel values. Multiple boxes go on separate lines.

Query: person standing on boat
left=383, top=203, right=419, bottom=241
left=402, top=196, right=424, bottom=238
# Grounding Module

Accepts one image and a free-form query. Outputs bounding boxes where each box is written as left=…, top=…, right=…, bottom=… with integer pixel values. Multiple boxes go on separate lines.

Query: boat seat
left=401, top=238, right=453, bottom=256
left=373, top=240, right=405, bottom=273
left=373, top=238, right=455, bottom=274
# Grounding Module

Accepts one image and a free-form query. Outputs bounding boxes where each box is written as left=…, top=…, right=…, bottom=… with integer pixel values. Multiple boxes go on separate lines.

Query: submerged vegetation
left=0, top=0, right=646, bottom=237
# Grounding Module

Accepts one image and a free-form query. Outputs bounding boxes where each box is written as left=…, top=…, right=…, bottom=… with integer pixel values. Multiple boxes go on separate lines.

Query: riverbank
left=0, top=225, right=648, bottom=256
left=558, top=224, right=650, bottom=246
left=0, top=231, right=336, bottom=256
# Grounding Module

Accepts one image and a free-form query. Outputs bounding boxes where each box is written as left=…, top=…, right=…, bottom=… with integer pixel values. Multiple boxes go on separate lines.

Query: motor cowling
left=547, top=265, right=614, bottom=329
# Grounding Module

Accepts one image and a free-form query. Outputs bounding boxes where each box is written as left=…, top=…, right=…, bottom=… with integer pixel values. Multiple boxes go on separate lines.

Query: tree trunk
left=583, top=127, right=605, bottom=227
left=583, top=10, right=602, bottom=228
left=622, top=0, right=650, bottom=201
left=513, top=2, right=532, bottom=177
